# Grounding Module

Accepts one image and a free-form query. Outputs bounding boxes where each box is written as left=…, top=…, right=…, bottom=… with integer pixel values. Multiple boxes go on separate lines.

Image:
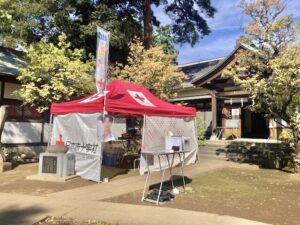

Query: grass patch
left=104, top=167, right=300, bottom=225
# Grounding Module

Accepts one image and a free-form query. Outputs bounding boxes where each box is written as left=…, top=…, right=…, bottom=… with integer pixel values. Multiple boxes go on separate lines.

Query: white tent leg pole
left=157, top=155, right=165, bottom=205
left=141, top=154, right=150, bottom=202
left=48, top=114, right=53, bottom=146
left=98, top=135, right=103, bottom=184
left=98, top=148, right=103, bottom=184
left=98, top=114, right=105, bottom=184
left=140, top=114, right=146, bottom=174
left=194, top=117, right=200, bottom=162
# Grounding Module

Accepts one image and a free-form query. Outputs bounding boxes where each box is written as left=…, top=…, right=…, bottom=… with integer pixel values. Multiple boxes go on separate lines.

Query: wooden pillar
left=0, top=81, right=4, bottom=105
left=211, top=93, right=217, bottom=133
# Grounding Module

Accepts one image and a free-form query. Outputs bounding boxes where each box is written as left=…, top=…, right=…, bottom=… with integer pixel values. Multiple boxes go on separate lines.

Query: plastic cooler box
left=102, top=152, right=118, bottom=166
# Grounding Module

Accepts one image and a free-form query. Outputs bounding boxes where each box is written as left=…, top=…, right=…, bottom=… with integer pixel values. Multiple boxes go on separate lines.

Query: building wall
left=1, top=117, right=126, bottom=145
left=3, top=82, right=20, bottom=100
left=0, top=80, right=48, bottom=144
left=1, top=122, right=50, bottom=144
left=269, top=119, right=288, bottom=140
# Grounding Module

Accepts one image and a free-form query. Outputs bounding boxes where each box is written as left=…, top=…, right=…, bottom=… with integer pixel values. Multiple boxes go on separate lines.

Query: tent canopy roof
left=50, top=80, right=196, bottom=117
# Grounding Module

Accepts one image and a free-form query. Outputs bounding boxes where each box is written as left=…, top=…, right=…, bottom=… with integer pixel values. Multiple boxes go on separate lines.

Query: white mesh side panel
left=140, top=116, right=197, bottom=174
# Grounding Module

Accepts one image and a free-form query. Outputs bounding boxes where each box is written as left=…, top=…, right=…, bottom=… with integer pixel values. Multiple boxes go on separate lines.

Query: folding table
left=141, top=150, right=189, bottom=205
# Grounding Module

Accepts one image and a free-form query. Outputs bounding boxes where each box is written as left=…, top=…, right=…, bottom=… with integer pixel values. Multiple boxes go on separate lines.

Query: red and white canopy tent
left=49, top=80, right=198, bottom=182
left=51, top=80, right=196, bottom=117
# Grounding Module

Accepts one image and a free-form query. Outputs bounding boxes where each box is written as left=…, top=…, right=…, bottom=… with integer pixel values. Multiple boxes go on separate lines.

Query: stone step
left=198, top=139, right=291, bottom=163
left=198, top=146, right=227, bottom=160
left=201, top=149, right=227, bottom=154
left=199, top=151, right=226, bottom=156
left=198, top=153, right=227, bottom=161
left=200, top=146, right=227, bottom=150
left=199, top=145, right=225, bottom=149
left=203, top=140, right=283, bottom=149
left=199, top=146, right=227, bottom=150
left=198, top=142, right=231, bottom=161
left=205, top=140, right=232, bottom=146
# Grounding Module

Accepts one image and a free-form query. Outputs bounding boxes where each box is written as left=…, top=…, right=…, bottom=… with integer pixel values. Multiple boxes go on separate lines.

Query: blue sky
left=153, top=0, right=300, bottom=64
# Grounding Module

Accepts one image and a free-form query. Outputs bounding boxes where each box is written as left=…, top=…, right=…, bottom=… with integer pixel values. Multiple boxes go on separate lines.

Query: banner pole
left=102, top=31, right=110, bottom=116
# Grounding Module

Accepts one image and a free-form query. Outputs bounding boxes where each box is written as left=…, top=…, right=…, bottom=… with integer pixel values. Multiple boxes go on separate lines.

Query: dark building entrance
left=241, top=109, right=269, bottom=138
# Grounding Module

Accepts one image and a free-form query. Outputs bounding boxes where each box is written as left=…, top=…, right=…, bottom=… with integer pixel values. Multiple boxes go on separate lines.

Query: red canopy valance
left=50, top=80, right=196, bottom=117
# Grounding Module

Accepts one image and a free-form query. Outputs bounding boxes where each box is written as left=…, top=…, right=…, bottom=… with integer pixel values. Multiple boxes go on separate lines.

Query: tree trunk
left=290, top=124, right=299, bottom=145
left=143, top=0, right=152, bottom=49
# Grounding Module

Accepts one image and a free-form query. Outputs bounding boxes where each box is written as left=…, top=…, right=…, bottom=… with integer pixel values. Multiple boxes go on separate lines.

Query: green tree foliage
left=0, top=9, right=12, bottom=44
left=65, top=1, right=142, bottom=63
left=153, top=25, right=178, bottom=56
left=111, top=39, right=186, bottom=101
left=0, top=0, right=216, bottom=61
left=0, top=0, right=142, bottom=63
left=120, top=0, right=217, bottom=48
left=14, top=34, right=94, bottom=112
left=163, top=0, right=216, bottom=46
left=223, top=0, right=300, bottom=142
left=0, top=0, right=71, bottom=47
left=196, top=115, right=206, bottom=146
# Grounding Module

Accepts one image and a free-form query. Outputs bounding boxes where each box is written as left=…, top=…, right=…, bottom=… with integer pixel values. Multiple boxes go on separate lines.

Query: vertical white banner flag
left=95, top=27, right=110, bottom=95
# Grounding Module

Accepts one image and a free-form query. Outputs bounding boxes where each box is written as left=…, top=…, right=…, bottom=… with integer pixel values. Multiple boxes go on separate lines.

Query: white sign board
left=225, top=119, right=239, bottom=128
left=165, top=136, right=182, bottom=151
left=231, top=108, right=240, bottom=118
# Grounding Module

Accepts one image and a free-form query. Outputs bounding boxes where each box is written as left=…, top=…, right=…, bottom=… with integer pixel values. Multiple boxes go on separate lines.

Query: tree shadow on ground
left=101, top=165, right=138, bottom=180
left=149, top=176, right=192, bottom=191
left=215, top=141, right=296, bottom=171
left=0, top=204, right=46, bottom=225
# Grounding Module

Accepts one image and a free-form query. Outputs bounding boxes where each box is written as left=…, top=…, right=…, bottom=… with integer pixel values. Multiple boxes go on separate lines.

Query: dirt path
left=0, top=159, right=270, bottom=225
left=0, top=163, right=139, bottom=196
left=47, top=158, right=228, bottom=201
left=0, top=191, right=269, bottom=225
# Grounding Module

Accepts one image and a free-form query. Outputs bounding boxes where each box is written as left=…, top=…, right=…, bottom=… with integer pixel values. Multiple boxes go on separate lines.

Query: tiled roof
left=190, top=43, right=254, bottom=85
left=0, top=46, right=25, bottom=77
left=178, top=57, right=225, bottom=84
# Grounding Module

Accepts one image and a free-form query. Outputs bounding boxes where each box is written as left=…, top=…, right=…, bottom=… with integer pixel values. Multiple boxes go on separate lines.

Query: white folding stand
left=141, top=150, right=188, bottom=205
